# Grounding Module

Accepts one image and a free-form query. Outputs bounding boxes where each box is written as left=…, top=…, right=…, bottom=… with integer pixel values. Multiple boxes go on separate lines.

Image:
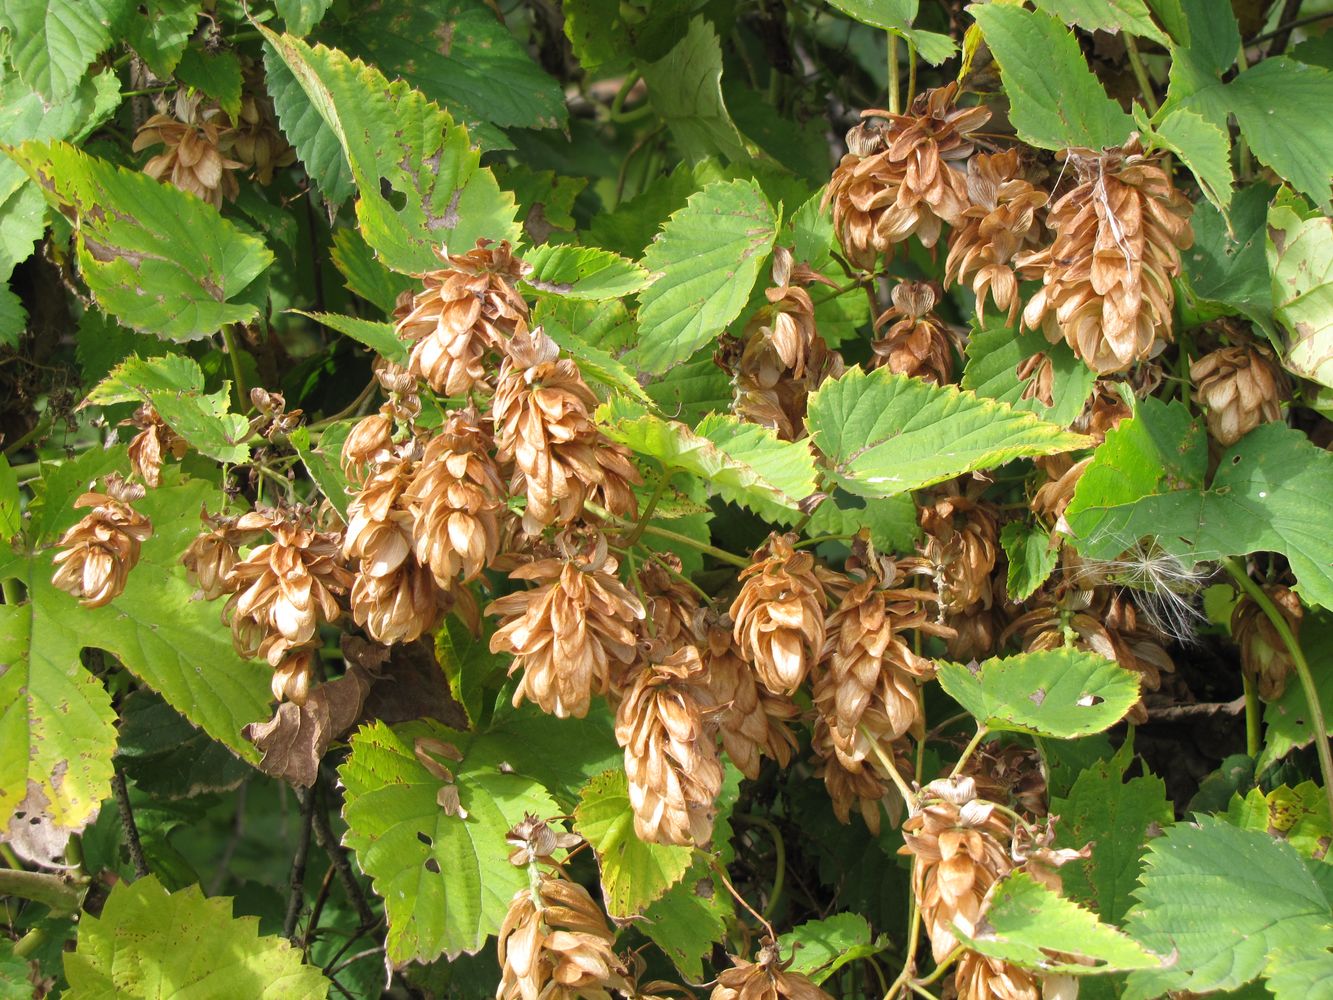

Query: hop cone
left=1021, top=138, right=1193, bottom=373
left=181, top=504, right=265, bottom=601
left=871, top=280, right=955, bottom=384
left=812, top=719, right=893, bottom=835
left=1191, top=342, right=1286, bottom=446
left=920, top=490, right=999, bottom=614
left=51, top=476, right=153, bottom=608
left=701, top=615, right=799, bottom=780
left=1233, top=584, right=1302, bottom=701
left=730, top=533, right=829, bottom=695
left=953, top=950, right=1041, bottom=1000
left=124, top=404, right=186, bottom=488
left=132, top=92, right=243, bottom=208
left=711, top=941, right=833, bottom=1000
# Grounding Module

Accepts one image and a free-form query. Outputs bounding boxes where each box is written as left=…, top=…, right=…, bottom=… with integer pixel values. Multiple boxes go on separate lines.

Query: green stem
left=904, top=981, right=941, bottom=1000
left=0, top=869, right=84, bottom=916
left=906, top=39, right=918, bottom=108
left=609, top=71, right=651, bottom=124
left=861, top=724, right=916, bottom=805
left=735, top=814, right=786, bottom=921
left=6, top=461, right=39, bottom=481
left=916, top=947, right=963, bottom=987
left=221, top=325, right=250, bottom=413
left=887, top=32, right=901, bottom=114
left=623, top=469, right=673, bottom=548
left=1124, top=36, right=1160, bottom=117
left=1, top=580, right=20, bottom=606
left=1227, top=559, right=1333, bottom=816
left=586, top=500, right=750, bottom=568
left=793, top=533, right=856, bottom=549
left=12, top=927, right=46, bottom=960
left=3, top=413, right=51, bottom=456
left=948, top=724, right=989, bottom=778
left=1242, top=670, right=1262, bottom=758
left=883, top=881, right=922, bottom=999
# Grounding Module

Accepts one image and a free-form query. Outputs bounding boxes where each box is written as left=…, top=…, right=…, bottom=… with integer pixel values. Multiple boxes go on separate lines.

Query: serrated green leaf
left=0, top=0, right=130, bottom=100
left=962, top=871, right=1160, bottom=973
left=260, top=31, right=519, bottom=274
left=1268, top=200, right=1333, bottom=388
left=494, top=164, right=586, bottom=243
left=262, top=43, right=355, bottom=208
left=0, top=282, right=24, bottom=349
left=64, top=876, right=328, bottom=998
left=1032, top=0, right=1168, bottom=45
left=777, top=912, right=889, bottom=985
left=1265, top=945, right=1333, bottom=1000
left=1147, top=106, right=1232, bottom=211
left=116, top=690, right=249, bottom=799
left=641, top=16, right=748, bottom=164
left=642, top=348, right=733, bottom=426
left=275, top=0, right=331, bottom=35
left=482, top=702, right=622, bottom=809
left=961, top=323, right=1096, bottom=428
left=824, top=0, right=917, bottom=30
left=1179, top=184, right=1274, bottom=331
left=85, top=352, right=201, bottom=405
left=1051, top=741, right=1174, bottom=924
left=628, top=178, right=777, bottom=374
left=968, top=4, right=1134, bottom=151
left=339, top=719, right=558, bottom=964
left=293, top=310, right=407, bottom=365
left=574, top=769, right=693, bottom=919
left=329, top=227, right=414, bottom=315
left=7, top=140, right=272, bottom=341
left=1066, top=403, right=1333, bottom=608
left=290, top=422, right=352, bottom=521
left=807, top=367, right=1090, bottom=499
left=521, top=243, right=649, bottom=300
left=124, top=0, right=200, bottom=78
left=175, top=47, right=244, bottom=121
left=535, top=299, right=652, bottom=405
left=1227, top=783, right=1332, bottom=862
left=586, top=160, right=704, bottom=260
left=807, top=492, right=921, bottom=554
left=1228, top=59, right=1333, bottom=212
left=596, top=397, right=815, bottom=522
left=937, top=648, right=1141, bottom=737
left=434, top=616, right=508, bottom=730
left=1000, top=520, right=1059, bottom=602
left=1124, top=815, right=1333, bottom=997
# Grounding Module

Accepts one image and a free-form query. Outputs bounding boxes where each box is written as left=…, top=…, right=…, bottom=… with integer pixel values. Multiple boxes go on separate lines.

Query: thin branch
left=111, top=770, right=149, bottom=880
left=283, top=786, right=317, bottom=942
left=1143, top=696, right=1246, bottom=722
left=310, top=782, right=377, bottom=929
left=302, top=865, right=338, bottom=959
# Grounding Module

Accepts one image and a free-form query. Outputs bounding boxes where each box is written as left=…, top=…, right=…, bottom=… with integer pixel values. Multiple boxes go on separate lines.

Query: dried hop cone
left=1232, top=585, right=1302, bottom=701
left=51, top=475, right=153, bottom=608
left=395, top=238, right=530, bottom=395
left=493, top=327, right=640, bottom=534
left=944, top=149, right=1048, bottom=327
left=730, top=533, right=829, bottom=696
left=1191, top=342, right=1287, bottom=446
left=952, top=950, right=1041, bottom=1000
left=700, top=615, right=799, bottom=780
left=743, top=247, right=836, bottom=381
left=871, top=281, right=956, bottom=385
left=132, top=91, right=243, bottom=208
left=230, top=82, right=296, bottom=185
left=919, top=490, right=999, bottom=614
left=487, top=532, right=645, bottom=719
left=615, top=641, right=725, bottom=846
left=181, top=505, right=265, bottom=601
left=496, top=872, right=629, bottom=1000
left=124, top=404, right=186, bottom=487
left=406, top=407, right=505, bottom=587
left=823, top=83, right=990, bottom=268
left=711, top=941, right=834, bottom=1000
left=812, top=719, right=893, bottom=835
left=1021, top=137, right=1194, bottom=374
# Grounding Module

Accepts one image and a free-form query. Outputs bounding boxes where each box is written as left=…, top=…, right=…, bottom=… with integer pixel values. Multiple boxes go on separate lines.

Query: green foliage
left=642, top=17, right=748, bottom=164
left=0, top=0, right=129, bottom=100
left=777, top=913, right=888, bottom=984
left=1268, top=198, right=1333, bottom=389
left=961, top=323, right=1096, bottom=427
left=520, top=244, right=649, bottom=301
left=999, top=519, right=1058, bottom=602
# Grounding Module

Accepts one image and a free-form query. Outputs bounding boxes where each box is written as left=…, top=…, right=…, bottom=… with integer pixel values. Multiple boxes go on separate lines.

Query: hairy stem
left=310, top=782, right=377, bottom=929
left=111, top=770, right=149, bottom=880
left=0, top=869, right=84, bottom=916
left=623, top=468, right=673, bottom=548
left=1242, top=671, right=1262, bottom=758
left=948, top=724, right=989, bottom=778
left=887, top=32, right=900, bottom=114
left=1124, top=36, right=1160, bottom=117
left=284, top=786, right=317, bottom=941
left=861, top=724, right=916, bottom=805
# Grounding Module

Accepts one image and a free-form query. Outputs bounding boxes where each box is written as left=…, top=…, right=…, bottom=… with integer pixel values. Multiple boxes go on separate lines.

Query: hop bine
left=51, top=475, right=153, bottom=608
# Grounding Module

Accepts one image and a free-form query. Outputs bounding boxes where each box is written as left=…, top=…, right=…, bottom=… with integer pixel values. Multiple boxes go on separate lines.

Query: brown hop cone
left=341, top=410, right=396, bottom=482
left=396, top=239, right=530, bottom=395
left=952, top=951, right=1041, bottom=1000
left=270, top=648, right=318, bottom=705
left=814, top=559, right=943, bottom=769
left=700, top=615, right=799, bottom=780
left=487, top=531, right=645, bottom=719
left=496, top=872, right=629, bottom=1000
left=230, top=83, right=296, bottom=185
left=920, top=490, right=999, bottom=613
left=871, top=281, right=956, bottom=384
left=181, top=505, right=265, bottom=601
left=812, top=720, right=892, bottom=835
left=51, top=475, right=153, bottom=608
left=124, top=404, right=186, bottom=487
left=743, top=247, right=836, bottom=380
left=960, top=742, right=1048, bottom=821
left=731, top=326, right=845, bottom=442
left=1075, top=379, right=1134, bottom=443
left=638, top=554, right=703, bottom=653
left=711, top=941, right=834, bottom=1000
left=406, top=407, right=505, bottom=587
left=1020, top=138, right=1194, bottom=374
left=344, top=457, right=442, bottom=645
left=901, top=777, right=1014, bottom=962
left=615, top=642, right=724, bottom=846
left=1232, top=585, right=1302, bottom=701
left=1015, top=352, right=1055, bottom=409
left=493, top=327, right=640, bottom=534
left=944, top=150, right=1048, bottom=326
left=823, top=83, right=990, bottom=268
left=223, top=506, right=353, bottom=668
left=132, top=92, right=243, bottom=208
left=944, top=602, right=1003, bottom=662
left=1030, top=454, right=1092, bottom=523
left=1191, top=343, right=1287, bottom=446
left=730, top=533, right=829, bottom=696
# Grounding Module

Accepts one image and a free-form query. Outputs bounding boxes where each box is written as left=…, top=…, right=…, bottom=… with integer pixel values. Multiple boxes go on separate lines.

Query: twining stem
left=906, top=39, right=918, bottom=108
left=861, top=725, right=916, bottom=805
left=623, top=468, right=674, bottom=548
left=585, top=500, right=751, bottom=568
left=734, top=814, right=786, bottom=921
left=915, top=946, right=963, bottom=987
left=1225, top=558, right=1333, bottom=817
left=309, top=782, right=377, bottom=929
left=711, top=856, right=777, bottom=943
left=284, top=786, right=317, bottom=941
left=0, top=869, right=84, bottom=916
left=1242, top=671, right=1262, bottom=758
left=887, top=32, right=901, bottom=115
left=111, top=770, right=149, bottom=879
left=883, top=879, right=922, bottom=1000
left=1124, top=36, right=1160, bottom=117
left=948, top=724, right=989, bottom=778
left=904, top=980, right=941, bottom=1000
left=221, top=325, right=250, bottom=412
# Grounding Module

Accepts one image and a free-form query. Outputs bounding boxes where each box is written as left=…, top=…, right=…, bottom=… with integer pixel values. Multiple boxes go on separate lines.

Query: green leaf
left=1032, top=0, right=1168, bottom=44
left=1226, top=783, right=1333, bottom=862
left=0, top=282, right=24, bottom=349
left=63, top=876, right=329, bottom=998
left=961, top=323, right=1096, bottom=428
left=1265, top=945, right=1333, bottom=1000
left=641, top=16, right=749, bottom=164
left=482, top=702, right=622, bottom=809
left=0, top=0, right=130, bottom=100
left=1260, top=612, right=1333, bottom=768
left=174, top=47, right=244, bottom=121
left=290, top=422, right=352, bottom=521
left=968, top=4, right=1134, bottom=151
left=574, top=769, right=693, bottom=919
left=262, top=43, right=355, bottom=208
left=1179, top=183, right=1275, bottom=331
left=534, top=299, right=653, bottom=406
left=260, top=30, right=519, bottom=274
left=595, top=397, right=816, bottom=522
left=494, top=164, right=586, bottom=243
left=0, top=455, right=19, bottom=541
left=89, top=354, right=251, bottom=463
left=434, top=616, right=508, bottom=730
left=936, top=648, right=1141, bottom=738
left=824, top=0, right=918, bottom=31
left=124, top=0, right=200, bottom=78
left=1051, top=741, right=1174, bottom=924
left=1228, top=59, right=1333, bottom=212
left=777, top=913, right=889, bottom=985
left=641, top=348, right=733, bottom=426
left=807, top=492, right=922, bottom=554
left=338, top=719, right=558, bottom=964
left=1124, top=815, right=1333, bottom=997
left=8, top=140, right=273, bottom=341
left=960, top=871, right=1160, bottom=973
left=1000, top=519, right=1059, bottom=602
left=807, top=367, right=1090, bottom=499
left=275, top=0, right=330, bottom=35
left=1066, top=404, right=1333, bottom=609
left=1268, top=199, right=1333, bottom=389
left=628, top=178, right=777, bottom=374
left=1147, top=106, right=1232, bottom=211
left=520, top=243, right=649, bottom=300
left=293, top=310, right=407, bottom=365
left=329, top=227, right=414, bottom=315
left=116, top=690, right=249, bottom=799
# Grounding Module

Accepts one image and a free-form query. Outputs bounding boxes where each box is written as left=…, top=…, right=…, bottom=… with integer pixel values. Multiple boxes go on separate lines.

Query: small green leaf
left=275, top=0, right=330, bottom=35
left=290, top=422, right=352, bottom=521
left=574, top=769, right=694, bottom=919
left=262, top=43, right=355, bottom=207
left=807, top=367, right=1090, bottom=499
left=535, top=299, right=652, bottom=405
left=641, top=17, right=749, bottom=164
left=1179, top=183, right=1275, bottom=331
left=807, top=492, right=921, bottom=554
left=1226, top=783, right=1333, bottom=862
left=329, top=227, right=414, bottom=315
left=0, top=455, right=19, bottom=541
left=1260, top=612, right=1333, bottom=768
left=434, top=617, right=509, bottom=730
left=961, top=323, right=1096, bottom=428
left=115, top=690, right=249, bottom=800
left=8, top=140, right=273, bottom=341
left=124, top=0, right=200, bottom=78
left=1000, top=520, right=1059, bottom=602
left=63, top=876, right=329, bottom=998
left=628, top=178, right=777, bottom=374
left=521, top=243, right=649, bottom=300
left=174, top=47, right=244, bottom=121
left=0, top=0, right=130, bottom=100
left=1147, top=106, right=1233, bottom=211
left=937, top=649, right=1141, bottom=738
left=1124, top=815, right=1333, bottom=997
left=1032, top=0, right=1168, bottom=45
left=294, top=310, right=408, bottom=365
left=1268, top=199, right=1333, bottom=389
left=777, top=912, right=889, bottom=985
left=824, top=0, right=918, bottom=31
left=961, top=871, right=1160, bottom=973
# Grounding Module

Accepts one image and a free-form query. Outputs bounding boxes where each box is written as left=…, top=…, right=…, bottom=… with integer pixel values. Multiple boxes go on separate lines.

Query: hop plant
left=730, top=533, right=830, bottom=696
left=711, top=940, right=833, bottom=1000
left=1233, top=584, right=1302, bottom=701
left=51, top=475, right=153, bottom=608
left=124, top=404, right=185, bottom=488
left=180, top=505, right=265, bottom=601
